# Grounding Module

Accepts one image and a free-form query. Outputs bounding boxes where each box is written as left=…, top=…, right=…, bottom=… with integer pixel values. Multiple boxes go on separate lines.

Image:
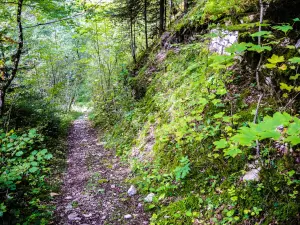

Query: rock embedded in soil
left=243, top=168, right=261, bottom=181
left=128, top=185, right=137, bottom=196
left=68, top=212, right=81, bottom=221
left=124, top=214, right=133, bottom=219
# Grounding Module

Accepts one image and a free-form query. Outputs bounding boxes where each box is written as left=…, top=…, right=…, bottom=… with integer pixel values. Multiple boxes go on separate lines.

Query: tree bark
left=144, top=0, right=149, bottom=49
left=184, top=0, right=188, bottom=13
left=0, top=89, right=5, bottom=116
left=0, top=0, right=24, bottom=116
left=159, top=0, right=165, bottom=35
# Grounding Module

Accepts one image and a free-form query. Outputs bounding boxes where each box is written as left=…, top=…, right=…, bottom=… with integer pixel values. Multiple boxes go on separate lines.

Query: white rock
left=209, top=29, right=238, bottom=55
left=65, top=196, right=73, bottom=200
left=144, top=193, right=155, bottom=203
left=68, top=212, right=81, bottom=221
left=124, top=214, right=132, bottom=219
left=243, top=168, right=261, bottom=181
left=127, top=185, right=137, bottom=196
left=83, top=213, right=92, bottom=218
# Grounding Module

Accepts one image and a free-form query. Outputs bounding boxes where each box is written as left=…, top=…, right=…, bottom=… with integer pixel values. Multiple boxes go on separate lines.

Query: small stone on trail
left=65, top=196, right=73, bottom=200
left=111, top=184, right=116, bottom=189
left=83, top=213, right=92, bottom=218
left=144, top=193, right=155, bottom=203
left=138, top=203, right=143, bottom=208
left=127, top=185, right=137, bottom=196
left=124, top=214, right=132, bottom=219
left=50, top=192, right=59, bottom=197
left=68, top=212, right=81, bottom=221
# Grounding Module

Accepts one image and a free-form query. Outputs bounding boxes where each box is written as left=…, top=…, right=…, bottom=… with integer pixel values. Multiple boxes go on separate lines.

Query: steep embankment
left=95, top=0, right=300, bottom=224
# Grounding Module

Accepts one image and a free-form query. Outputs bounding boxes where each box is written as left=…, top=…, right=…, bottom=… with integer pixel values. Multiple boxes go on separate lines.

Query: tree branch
left=23, top=13, right=85, bottom=29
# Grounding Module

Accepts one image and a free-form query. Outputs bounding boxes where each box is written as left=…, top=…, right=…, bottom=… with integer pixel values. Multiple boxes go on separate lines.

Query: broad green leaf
left=251, top=31, right=272, bottom=37
left=248, top=45, right=272, bottom=53
left=293, top=18, right=300, bottom=22
left=226, top=209, right=235, bottom=217
left=265, top=63, right=277, bottom=69
left=280, top=83, right=293, bottom=92
left=288, top=57, right=300, bottom=64
left=214, top=139, right=228, bottom=149
left=285, top=136, right=300, bottom=146
left=258, top=130, right=281, bottom=140
left=224, top=148, right=242, bottom=158
left=273, top=25, right=293, bottom=34
left=29, top=167, right=39, bottom=173
left=231, top=127, right=257, bottom=146
left=15, top=151, right=24, bottom=157
left=289, top=74, right=300, bottom=80
left=225, top=42, right=248, bottom=54
left=267, top=55, right=285, bottom=64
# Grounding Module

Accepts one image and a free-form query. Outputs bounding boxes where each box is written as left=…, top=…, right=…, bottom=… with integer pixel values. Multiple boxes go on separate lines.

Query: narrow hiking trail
left=54, top=116, right=149, bottom=225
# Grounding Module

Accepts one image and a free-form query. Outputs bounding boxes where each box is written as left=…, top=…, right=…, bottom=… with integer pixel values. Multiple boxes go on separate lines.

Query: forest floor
left=54, top=116, right=149, bottom=225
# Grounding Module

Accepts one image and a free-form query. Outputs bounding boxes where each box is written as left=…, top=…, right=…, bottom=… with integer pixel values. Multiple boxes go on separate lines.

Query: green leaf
left=15, top=151, right=24, bottom=157
left=29, top=129, right=37, bottom=138
left=44, top=153, right=53, bottom=160
left=214, top=139, right=228, bottom=149
left=231, top=126, right=257, bottom=146
left=285, top=136, right=300, bottom=146
left=29, top=167, right=39, bottom=173
left=288, top=57, right=300, bottom=64
left=293, top=18, right=300, bottom=22
left=225, top=42, right=248, bottom=54
left=273, top=25, right=293, bottom=34
left=259, top=130, right=281, bottom=140
left=264, top=63, right=277, bottom=69
left=248, top=45, right=272, bottom=53
left=280, top=83, right=293, bottom=92
left=185, top=210, right=192, bottom=217
left=226, top=209, right=235, bottom=217
left=251, top=31, right=272, bottom=37
left=267, top=55, right=285, bottom=64
left=289, top=74, right=300, bottom=80
left=224, top=148, right=242, bottom=158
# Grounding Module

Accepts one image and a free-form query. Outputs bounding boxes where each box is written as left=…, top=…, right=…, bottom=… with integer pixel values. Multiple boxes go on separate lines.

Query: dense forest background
left=1, top=0, right=300, bottom=224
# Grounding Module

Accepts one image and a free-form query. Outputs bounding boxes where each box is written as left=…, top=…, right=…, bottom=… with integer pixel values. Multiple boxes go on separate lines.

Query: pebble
left=127, top=185, right=137, bottom=196
left=124, top=214, right=132, bottom=219
left=68, top=212, right=81, bottom=221
left=83, top=213, right=92, bottom=218
left=65, top=196, right=73, bottom=200
left=144, top=193, right=155, bottom=203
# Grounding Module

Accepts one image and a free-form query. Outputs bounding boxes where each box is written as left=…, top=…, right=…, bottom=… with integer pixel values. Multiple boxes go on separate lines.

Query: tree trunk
left=159, top=0, right=165, bottom=35
left=0, top=89, right=6, bottom=116
left=144, top=0, right=149, bottom=49
left=130, top=19, right=136, bottom=63
left=184, top=0, right=188, bottom=13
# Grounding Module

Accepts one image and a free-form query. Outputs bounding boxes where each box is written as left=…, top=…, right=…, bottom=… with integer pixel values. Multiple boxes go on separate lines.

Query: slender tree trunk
left=159, top=0, right=165, bottom=34
left=184, top=0, right=188, bottom=13
left=0, top=89, right=6, bottom=116
left=169, top=0, right=173, bottom=22
left=0, top=0, right=24, bottom=116
left=144, top=0, right=149, bottom=49
left=130, top=19, right=136, bottom=63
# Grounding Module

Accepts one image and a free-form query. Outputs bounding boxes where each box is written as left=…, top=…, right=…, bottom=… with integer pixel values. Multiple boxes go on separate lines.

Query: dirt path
left=55, top=116, right=149, bottom=225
